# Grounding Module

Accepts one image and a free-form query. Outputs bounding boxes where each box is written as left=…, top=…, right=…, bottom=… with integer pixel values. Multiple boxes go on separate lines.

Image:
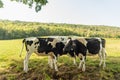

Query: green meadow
left=0, top=20, right=120, bottom=79
left=0, top=38, right=120, bottom=80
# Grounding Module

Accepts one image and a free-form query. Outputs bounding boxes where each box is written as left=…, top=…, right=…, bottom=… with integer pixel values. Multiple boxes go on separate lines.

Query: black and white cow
left=19, top=37, right=68, bottom=72
left=63, top=37, right=107, bottom=71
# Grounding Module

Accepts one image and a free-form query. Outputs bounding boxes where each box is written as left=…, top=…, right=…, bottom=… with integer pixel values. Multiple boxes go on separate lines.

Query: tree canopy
left=0, top=20, right=120, bottom=39
left=0, top=0, right=3, bottom=8
left=0, top=0, right=48, bottom=12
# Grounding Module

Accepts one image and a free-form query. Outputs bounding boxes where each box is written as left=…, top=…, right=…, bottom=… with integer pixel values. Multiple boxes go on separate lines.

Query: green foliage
left=0, top=20, right=120, bottom=40
left=13, top=0, right=48, bottom=12
left=0, top=0, right=48, bottom=12
left=0, top=0, right=3, bottom=8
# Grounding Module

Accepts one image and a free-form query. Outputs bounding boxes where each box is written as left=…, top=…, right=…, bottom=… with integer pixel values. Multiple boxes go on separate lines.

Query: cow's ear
left=68, top=37, right=72, bottom=40
left=66, top=37, right=72, bottom=44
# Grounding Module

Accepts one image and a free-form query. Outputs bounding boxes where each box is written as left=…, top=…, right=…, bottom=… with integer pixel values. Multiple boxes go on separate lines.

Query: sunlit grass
left=0, top=38, right=120, bottom=79
left=0, top=39, right=46, bottom=70
left=106, top=38, right=120, bottom=56
left=0, top=38, right=119, bottom=69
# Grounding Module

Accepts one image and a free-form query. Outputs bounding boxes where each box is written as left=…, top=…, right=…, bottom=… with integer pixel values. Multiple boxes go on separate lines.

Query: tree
left=0, top=0, right=3, bottom=8
left=0, top=0, right=48, bottom=12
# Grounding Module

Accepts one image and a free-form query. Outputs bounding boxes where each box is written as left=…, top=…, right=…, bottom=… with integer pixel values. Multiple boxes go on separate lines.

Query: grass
left=0, top=38, right=120, bottom=80
left=106, top=38, right=120, bottom=56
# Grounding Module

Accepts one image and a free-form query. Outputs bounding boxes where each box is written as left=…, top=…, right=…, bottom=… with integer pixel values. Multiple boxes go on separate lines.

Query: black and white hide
left=63, top=37, right=107, bottom=71
left=19, top=37, right=67, bottom=72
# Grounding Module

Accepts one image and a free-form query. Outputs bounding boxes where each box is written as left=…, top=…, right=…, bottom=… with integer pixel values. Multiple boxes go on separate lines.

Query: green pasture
left=0, top=38, right=120, bottom=79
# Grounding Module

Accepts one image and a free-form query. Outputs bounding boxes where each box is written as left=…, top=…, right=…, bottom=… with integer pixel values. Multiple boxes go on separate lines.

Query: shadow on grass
left=0, top=56, right=120, bottom=80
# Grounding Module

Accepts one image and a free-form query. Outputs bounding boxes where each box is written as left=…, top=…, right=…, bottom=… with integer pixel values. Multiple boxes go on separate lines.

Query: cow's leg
left=98, top=51, right=103, bottom=67
left=70, top=52, right=77, bottom=65
left=48, top=56, right=53, bottom=69
left=78, top=54, right=82, bottom=68
left=24, top=52, right=32, bottom=72
left=78, top=54, right=86, bottom=71
left=73, top=52, right=77, bottom=65
left=48, top=56, right=50, bottom=65
left=73, top=57, right=77, bottom=65
left=53, top=55, right=58, bottom=71
left=98, top=43, right=103, bottom=67
left=81, top=56, right=85, bottom=71
left=102, top=48, right=106, bottom=69
left=49, top=53, right=58, bottom=71
left=52, top=54, right=58, bottom=71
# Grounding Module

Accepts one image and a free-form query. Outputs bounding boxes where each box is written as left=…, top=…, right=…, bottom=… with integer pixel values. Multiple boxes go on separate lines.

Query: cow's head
left=63, top=37, right=76, bottom=53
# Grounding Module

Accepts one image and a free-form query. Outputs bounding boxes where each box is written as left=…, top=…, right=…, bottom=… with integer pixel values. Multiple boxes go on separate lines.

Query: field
left=0, top=38, right=120, bottom=80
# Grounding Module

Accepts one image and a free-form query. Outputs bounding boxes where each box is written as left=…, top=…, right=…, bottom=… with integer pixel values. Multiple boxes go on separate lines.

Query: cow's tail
left=104, top=48, right=107, bottom=57
left=19, top=39, right=25, bottom=57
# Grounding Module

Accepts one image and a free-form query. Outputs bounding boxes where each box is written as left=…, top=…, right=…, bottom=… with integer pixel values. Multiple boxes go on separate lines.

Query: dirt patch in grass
left=0, top=57, right=120, bottom=80
left=0, top=63, right=120, bottom=80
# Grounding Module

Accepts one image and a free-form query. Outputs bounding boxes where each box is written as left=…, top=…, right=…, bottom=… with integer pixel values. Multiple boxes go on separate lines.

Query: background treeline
left=0, top=20, right=120, bottom=40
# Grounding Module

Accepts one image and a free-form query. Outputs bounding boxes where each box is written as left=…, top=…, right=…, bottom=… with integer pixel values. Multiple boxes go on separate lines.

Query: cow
left=19, top=37, right=68, bottom=72
left=63, top=37, right=107, bottom=71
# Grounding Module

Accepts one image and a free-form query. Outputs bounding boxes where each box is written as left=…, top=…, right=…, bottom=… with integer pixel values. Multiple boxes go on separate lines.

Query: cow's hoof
left=55, top=69, right=58, bottom=72
left=23, top=69, right=28, bottom=73
left=74, top=63, right=77, bottom=66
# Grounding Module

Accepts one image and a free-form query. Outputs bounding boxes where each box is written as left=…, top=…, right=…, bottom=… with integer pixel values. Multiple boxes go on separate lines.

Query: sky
left=0, top=0, right=120, bottom=27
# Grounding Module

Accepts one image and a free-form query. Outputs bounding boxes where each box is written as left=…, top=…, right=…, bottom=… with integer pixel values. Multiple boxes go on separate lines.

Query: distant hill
left=0, top=20, right=120, bottom=39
